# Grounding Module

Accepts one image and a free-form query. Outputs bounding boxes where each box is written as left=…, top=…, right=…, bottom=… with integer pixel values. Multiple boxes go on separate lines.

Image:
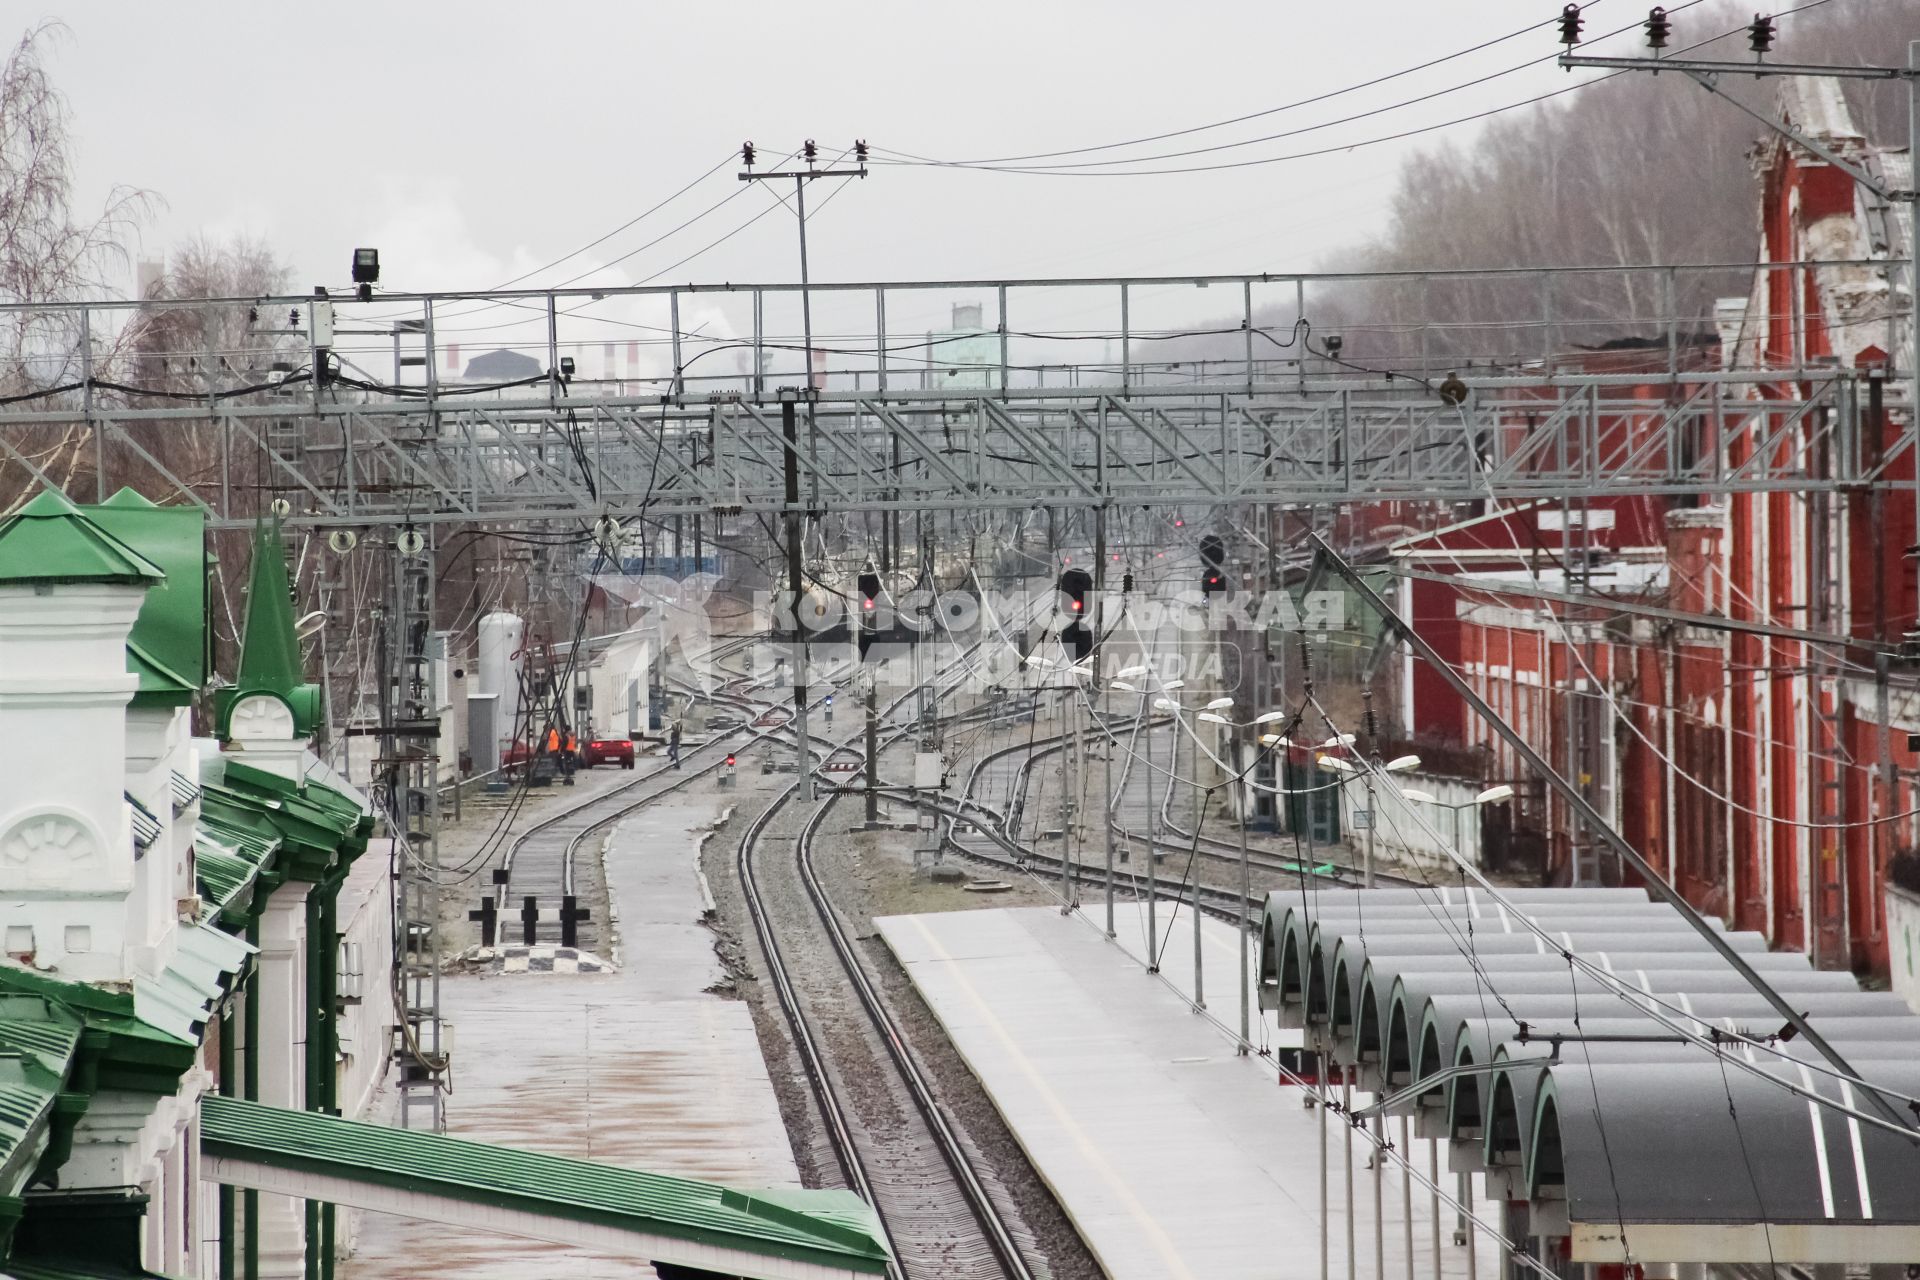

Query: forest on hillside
left=1276, top=0, right=1918, bottom=374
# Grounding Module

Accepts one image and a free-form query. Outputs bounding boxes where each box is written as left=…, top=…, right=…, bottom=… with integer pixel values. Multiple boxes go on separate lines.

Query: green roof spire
left=215, top=522, right=321, bottom=740
left=0, top=490, right=164, bottom=587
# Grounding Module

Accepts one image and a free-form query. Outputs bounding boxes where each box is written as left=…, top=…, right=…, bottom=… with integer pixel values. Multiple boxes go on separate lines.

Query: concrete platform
left=877, top=904, right=1494, bottom=1280
left=342, top=791, right=798, bottom=1280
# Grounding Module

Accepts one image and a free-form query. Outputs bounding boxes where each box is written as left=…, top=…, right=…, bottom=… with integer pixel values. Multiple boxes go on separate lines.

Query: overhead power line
left=873, top=3, right=1596, bottom=168
left=869, top=0, right=1826, bottom=178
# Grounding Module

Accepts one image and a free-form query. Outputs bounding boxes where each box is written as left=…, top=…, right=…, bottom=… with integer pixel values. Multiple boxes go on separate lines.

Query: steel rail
left=733, top=639, right=1041, bottom=1280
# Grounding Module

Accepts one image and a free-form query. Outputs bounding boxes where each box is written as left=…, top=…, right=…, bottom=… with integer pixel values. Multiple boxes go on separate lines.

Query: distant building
left=461, top=347, right=543, bottom=382
left=926, top=302, right=998, bottom=390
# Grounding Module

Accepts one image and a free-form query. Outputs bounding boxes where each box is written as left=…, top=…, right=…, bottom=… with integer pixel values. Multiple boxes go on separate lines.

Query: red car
left=581, top=736, right=636, bottom=769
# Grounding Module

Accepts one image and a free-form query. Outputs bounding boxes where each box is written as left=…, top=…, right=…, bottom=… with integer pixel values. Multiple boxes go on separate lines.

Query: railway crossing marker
left=512, top=895, right=595, bottom=947
left=468, top=897, right=499, bottom=948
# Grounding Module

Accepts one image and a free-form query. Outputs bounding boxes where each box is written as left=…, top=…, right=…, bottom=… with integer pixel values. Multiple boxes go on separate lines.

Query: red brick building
left=1400, top=80, right=1917, bottom=976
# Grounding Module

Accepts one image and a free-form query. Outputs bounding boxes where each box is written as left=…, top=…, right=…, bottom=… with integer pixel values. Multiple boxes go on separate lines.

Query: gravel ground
left=430, top=762, right=646, bottom=958
left=702, top=742, right=1104, bottom=1280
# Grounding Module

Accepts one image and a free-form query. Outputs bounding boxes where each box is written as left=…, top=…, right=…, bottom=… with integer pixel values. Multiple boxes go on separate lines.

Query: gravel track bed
left=701, top=758, right=1104, bottom=1280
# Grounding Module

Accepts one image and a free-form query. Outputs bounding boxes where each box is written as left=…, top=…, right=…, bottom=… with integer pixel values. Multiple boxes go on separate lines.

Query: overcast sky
left=44, top=2, right=1664, bottom=287
left=32, top=0, right=1819, bottom=376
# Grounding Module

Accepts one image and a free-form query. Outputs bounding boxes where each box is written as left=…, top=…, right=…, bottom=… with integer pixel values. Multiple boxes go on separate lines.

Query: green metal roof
left=192, top=822, right=277, bottom=928
left=167, top=772, right=199, bottom=818
left=129, top=922, right=251, bottom=1048
left=0, top=492, right=163, bottom=587
left=3, top=1185, right=186, bottom=1278
left=85, top=494, right=208, bottom=704
left=214, top=524, right=320, bottom=738
left=199, top=1096, right=892, bottom=1275
left=0, top=918, right=247, bottom=1097
left=122, top=798, right=160, bottom=857
left=201, top=763, right=368, bottom=885
left=0, top=996, right=85, bottom=1203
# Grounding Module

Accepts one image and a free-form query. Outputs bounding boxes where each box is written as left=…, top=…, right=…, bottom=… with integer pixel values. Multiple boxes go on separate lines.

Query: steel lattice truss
left=0, top=265, right=1904, bottom=528
left=0, top=376, right=1888, bottom=529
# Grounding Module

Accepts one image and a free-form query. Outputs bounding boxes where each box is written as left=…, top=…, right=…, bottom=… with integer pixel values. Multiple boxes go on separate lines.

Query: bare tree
left=0, top=22, right=154, bottom=506
left=1315, top=0, right=1920, bottom=370
left=115, top=232, right=296, bottom=495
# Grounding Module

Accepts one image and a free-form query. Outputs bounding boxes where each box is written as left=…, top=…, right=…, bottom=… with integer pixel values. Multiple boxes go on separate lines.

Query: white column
left=253, top=885, right=309, bottom=1279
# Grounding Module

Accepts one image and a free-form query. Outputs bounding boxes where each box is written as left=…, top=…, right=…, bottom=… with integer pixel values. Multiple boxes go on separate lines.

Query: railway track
left=733, top=636, right=1046, bottom=1280
left=955, top=716, right=1421, bottom=893
left=486, top=642, right=805, bottom=949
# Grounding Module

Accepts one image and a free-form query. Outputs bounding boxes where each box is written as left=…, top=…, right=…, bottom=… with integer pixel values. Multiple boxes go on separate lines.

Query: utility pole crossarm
left=1676, top=69, right=1901, bottom=203
left=1558, top=54, right=1918, bottom=80
left=739, top=168, right=870, bottom=181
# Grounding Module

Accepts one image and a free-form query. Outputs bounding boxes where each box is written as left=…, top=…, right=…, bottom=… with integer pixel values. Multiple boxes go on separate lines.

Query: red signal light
left=1070, top=599, right=1082, bottom=611
left=862, top=598, right=875, bottom=610
left=725, top=754, right=736, bottom=767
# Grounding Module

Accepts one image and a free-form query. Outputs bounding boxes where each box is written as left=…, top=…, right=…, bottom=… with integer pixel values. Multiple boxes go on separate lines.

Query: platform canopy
left=1258, top=886, right=1920, bottom=1264
left=198, top=1097, right=892, bottom=1279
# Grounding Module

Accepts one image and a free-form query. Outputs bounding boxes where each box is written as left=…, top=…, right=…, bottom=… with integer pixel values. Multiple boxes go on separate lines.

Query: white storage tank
left=476, top=612, right=524, bottom=745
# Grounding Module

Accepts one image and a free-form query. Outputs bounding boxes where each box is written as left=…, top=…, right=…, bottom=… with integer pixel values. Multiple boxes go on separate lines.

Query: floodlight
left=1475, top=784, right=1516, bottom=805
left=1384, top=754, right=1422, bottom=773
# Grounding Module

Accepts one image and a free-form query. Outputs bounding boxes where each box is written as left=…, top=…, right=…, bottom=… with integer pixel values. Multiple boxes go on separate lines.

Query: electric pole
left=738, top=139, right=870, bottom=398
left=740, top=140, right=868, bottom=804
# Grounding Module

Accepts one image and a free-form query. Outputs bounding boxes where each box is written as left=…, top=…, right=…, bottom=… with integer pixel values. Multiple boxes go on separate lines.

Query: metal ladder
left=386, top=540, right=448, bottom=1131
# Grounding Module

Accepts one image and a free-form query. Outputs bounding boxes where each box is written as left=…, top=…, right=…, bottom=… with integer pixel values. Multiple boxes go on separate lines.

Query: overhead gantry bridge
left=0, top=263, right=1906, bottom=529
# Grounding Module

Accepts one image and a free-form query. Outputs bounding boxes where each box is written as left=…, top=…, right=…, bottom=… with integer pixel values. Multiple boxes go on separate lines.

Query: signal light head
left=725, top=754, right=736, bottom=766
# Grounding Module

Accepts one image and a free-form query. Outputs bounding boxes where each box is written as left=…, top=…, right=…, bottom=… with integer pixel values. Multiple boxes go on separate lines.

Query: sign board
left=1537, top=508, right=1616, bottom=532
left=1350, top=808, right=1373, bottom=830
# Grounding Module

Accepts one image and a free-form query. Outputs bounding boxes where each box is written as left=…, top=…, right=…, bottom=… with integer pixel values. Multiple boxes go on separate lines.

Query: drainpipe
left=319, top=876, right=339, bottom=1280
left=219, top=992, right=236, bottom=1280
left=304, top=873, right=344, bottom=1280
left=303, top=890, right=322, bottom=1280
left=243, top=915, right=260, bottom=1280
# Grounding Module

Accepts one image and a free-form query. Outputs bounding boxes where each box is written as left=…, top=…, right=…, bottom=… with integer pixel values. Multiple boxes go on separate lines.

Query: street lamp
left=1193, top=702, right=1292, bottom=1051
left=1402, top=784, right=1514, bottom=871
left=1315, top=752, right=1421, bottom=886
